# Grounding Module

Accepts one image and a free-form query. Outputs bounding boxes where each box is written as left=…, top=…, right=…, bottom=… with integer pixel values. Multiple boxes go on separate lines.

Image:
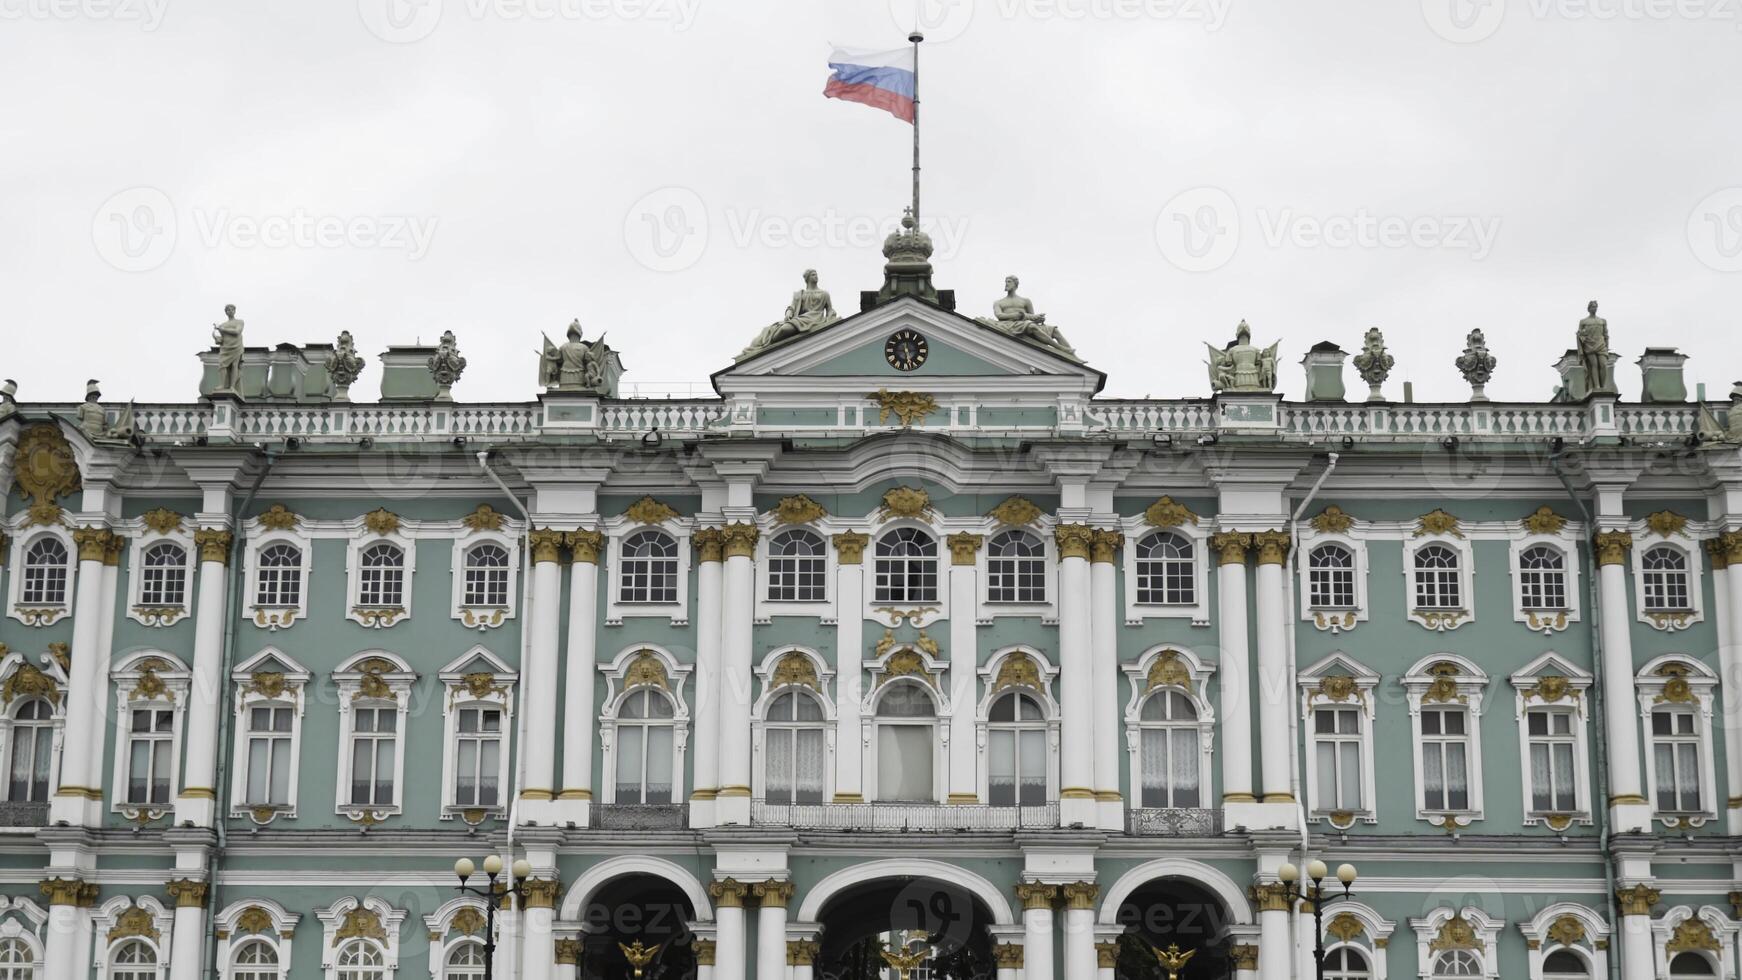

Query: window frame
left=1402, top=533, right=1475, bottom=632
left=1507, top=531, right=1583, bottom=634
left=871, top=525, right=941, bottom=606
left=1633, top=538, right=1706, bottom=632
left=437, top=647, right=517, bottom=821
left=864, top=677, right=946, bottom=805
left=597, top=646, right=692, bottom=806
left=1519, top=903, right=1608, bottom=980
left=1313, top=902, right=1394, bottom=980
left=1636, top=657, right=1720, bottom=827
left=1119, top=516, right=1211, bottom=626
left=751, top=647, right=835, bottom=805
left=227, top=649, right=311, bottom=825
left=315, top=898, right=404, bottom=980
left=755, top=525, right=835, bottom=622
left=332, top=653, right=415, bottom=824
left=125, top=522, right=197, bottom=628
left=346, top=523, right=418, bottom=629
left=1408, top=908, right=1501, bottom=980
left=91, top=898, right=174, bottom=980
left=603, top=515, right=691, bottom=627
left=213, top=898, right=299, bottom=980
left=449, top=529, right=521, bottom=630
left=1297, top=654, right=1380, bottom=828
left=0, top=653, right=66, bottom=806
left=243, top=523, right=313, bottom=631
left=1650, top=907, right=1738, bottom=980
left=420, top=898, right=491, bottom=980
left=974, top=647, right=1060, bottom=808
left=108, top=653, right=190, bottom=822
left=1403, top=655, right=1488, bottom=826
left=981, top=528, right=1051, bottom=605
left=6, top=526, right=77, bottom=627
left=1509, top=654, right=1594, bottom=828
left=1120, top=646, right=1216, bottom=816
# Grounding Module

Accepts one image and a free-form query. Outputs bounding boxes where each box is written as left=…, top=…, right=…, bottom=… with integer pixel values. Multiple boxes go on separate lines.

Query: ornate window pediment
left=1651, top=906, right=1738, bottom=980
left=1120, top=646, right=1215, bottom=814
left=228, top=649, right=311, bottom=826
left=92, top=896, right=174, bottom=980
left=315, top=897, right=405, bottom=980
left=125, top=512, right=197, bottom=628
left=1633, top=536, right=1705, bottom=633
left=437, top=647, right=517, bottom=823
left=108, top=652, right=190, bottom=824
left=1316, top=903, right=1395, bottom=980
left=1297, top=654, right=1380, bottom=828
left=215, top=898, right=299, bottom=980
left=604, top=506, right=692, bottom=627
left=332, top=653, right=416, bottom=825
left=346, top=512, right=418, bottom=629
left=1508, top=511, right=1583, bottom=634
left=1509, top=653, right=1594, bottom=829
left=1410, top=907, right=1503, bottom=979
left=1402, top=528, right=1475, bottom=632
left=1403, top=655, right=1489, bottom=827
left=1520, top=903, right=1608, bottom=980
left=1119, top=511, right=1211, bottom=627
left=6, top=525, right=77, bottom=628
left=243, top=511, right=312, bottom=631
left=1636, top=656, right=1720, bottom=828
left=598, top=646, right=692, bottom=807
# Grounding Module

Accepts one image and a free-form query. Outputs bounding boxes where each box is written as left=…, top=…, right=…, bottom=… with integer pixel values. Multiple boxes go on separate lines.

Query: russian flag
left=823, top=46, right=916, bottom=123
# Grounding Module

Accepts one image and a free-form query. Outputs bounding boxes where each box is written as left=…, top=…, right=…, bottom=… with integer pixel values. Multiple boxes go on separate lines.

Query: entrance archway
left=578, top=873, right=698, bottom=980
left=1112, top=878, right=1236, bottom=980
left=814, top=877, right=999, bottom=980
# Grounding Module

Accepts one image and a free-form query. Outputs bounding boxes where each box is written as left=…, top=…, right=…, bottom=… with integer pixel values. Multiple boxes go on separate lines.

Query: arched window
left=139, top=542, right=188, bottom=607
left=767, top=530, right=826, bottom=602
left=1518, top=545, right=1567, bottom=610
left=875, top=684, right=935, bottom=802
left=445, top=940, right=487, bottom=980
left=1669, top=952, right=1717, bottom=977
left=619, top=531, right=678, bottom=605
left=614, top=688, right=676, bottom=804
left=1430, top=949, right=1483, bottom=977
left=21, top=537, right=69, bottom=605
left=231, top=939, right=279, bottom=980
left=874, top=528, right=938, bottom=604
left=987, top=530, right=1046, bottom=604
left=1323, top=947, right=1370, bottom=980
left=1642, top=546, right=1692, bottom=611
left=110, top=940, right=158, bottom=980
left=1542, top=949, right=1590, bottom=980
left=1138, top=690, right=1201, bottom=808
left=763, top=690, right=826, bottom=805
left=335, top=939, right=386, bottom=980
left=242, top=702, right=293, bottom=807
left=1308, top=544, right=1355, bottom=608
left=0, top=938, right=34, bottom=980
left=1135, top=533, right=1194, bottom=605
left=987, top=692, right=1045, bottom=806
left=358, top=543, right=406, bottom=607
left=1413, top=544, right=1462, bottom=609
left=7, top=698, right=55, bottom=802
left=1651, top=704, right=1703, bottom=812
left=255, top=543, right=303, bottom=608
left=463, top=543, right=511, bottom=607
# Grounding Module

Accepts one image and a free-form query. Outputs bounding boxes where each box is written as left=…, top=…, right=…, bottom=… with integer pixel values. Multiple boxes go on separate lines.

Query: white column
left=519, top=530, right=565, bottom=818
left=559, top=530, right=602, bottom=824
left=1093, top=940, right=1115, bottom=980
left=520, top=881, right=559, bottom=980
left=695, top=938, right=717, bottom=980
left=1056, top=526, right=1096, bottom=826
left=1089, top=532, right=1122, bottom=830
left=93, top=555, right=119, bottom=785
left=690, top=529, right=724, bottom=826
left=555, top=938, right=580, bottom=980
left=1616, top=885, right=1659, bottom=980
left=166, top=881, right=206, bottom=980
left=993, top=943, right=1022, bottom=980
left=1231, top=943, right=1259, bottom=980
left=753, top=882, right=792, bottom=980
left=1595, top=532, right=1648, bottom=831
left=1016, top=885, right=1055, bottom=980
left=716, top=524, right=758, bottom=825
left=947, top=534, right=981, bottom=803
left=1253, top=532, right=1292, bottom=804
left=710, top=882, right=750, bottom=980
left=1060, top=884, right=1097, bottom=980
left=1212, top=534, right=1254, bottom=807
left=39, top=880, right=93, bottom=980
left=791, top=948, right=814, bottom=980
left=1714, top=535, right=1742, bottom=833
left=50, top=528, right=115, bottom=827
left=832, top=534, right=867, bottom=801
left=1253, top=884, right=1291, bottom=980
left=176, top=529, right=232, bottom=827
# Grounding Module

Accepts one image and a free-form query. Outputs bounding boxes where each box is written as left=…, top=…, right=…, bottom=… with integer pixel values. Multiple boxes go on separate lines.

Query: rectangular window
left=454, top=707, right=502, bottom=807
left=1139, top=728, right=1201, bottom=809
left=244, top=705, right=294, bottom=806
left=125, top=709, right=175, bottom=805
left=349, top=707, right=398, bottom=806
left=877, top=725, right=934, bottom=802
left=1312, top=707, right=1364, bottom=811
left=1651, top=708, right=1703, bottom=812
left=765, top=727, right=826, bottom=805
left=988, top=728, right=1046, bottom=806
left=1419, top=707, right=1470, bottom=811
left=1526, top=709, right=1577, bottom=813
left=874, top=559, right=938, bottom=604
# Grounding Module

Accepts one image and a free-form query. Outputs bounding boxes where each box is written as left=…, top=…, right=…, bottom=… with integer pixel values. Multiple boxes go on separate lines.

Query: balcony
left=752, top=800, right=1060, bottom=831
left=1124, top=807, right=1223, bottom=837
left=0, top=802, right=50, bottom=828
left=593, top=803, right=688, bottom=831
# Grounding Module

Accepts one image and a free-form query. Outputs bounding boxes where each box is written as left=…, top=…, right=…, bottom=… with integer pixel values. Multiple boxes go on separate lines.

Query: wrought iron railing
left=751, top=800, right=1060, bottom=831
left=592, top=803, right=689, bottom=830
left=0, top=802, right=50, bottom=828
left=1124, top=807, right=1223, bottom=837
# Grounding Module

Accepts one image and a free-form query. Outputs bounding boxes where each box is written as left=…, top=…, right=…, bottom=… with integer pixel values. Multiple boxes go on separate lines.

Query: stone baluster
left=559, top=529, right=603, bottom=824
left=1211, top=533, right=1255, bottom=808
left=175, top=528, right=233, bottom=828
left=50, top=527, right=117, bottom=828
left=753, top=881, right=793, bottom=980
left=1090, top=530, right=1123, bottom=830
left=1060, top=882, right=1099, bottom=980
left=1055, top=526, right=1097, bottom=826
left=1015, top=883, right=1058, bottom=980
left=1594, top=531, right=1648, bottom=831
left=708, top=880, right=750, bottom=980
left=1252, top=530, right=1293, bottom=804
left=946, top=533, right=983, bottom=803
left=716, top=524, right=759, bottom=825
left=689, top=527, right=725, bottom=827
left=832, top=533, right=869, bottom=802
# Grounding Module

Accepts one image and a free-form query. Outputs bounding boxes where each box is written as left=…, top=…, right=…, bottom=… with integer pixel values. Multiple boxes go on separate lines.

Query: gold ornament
left=13, top=424, right=80, bottom=528
left=624, top=496, right=680, bottom=526
left=333, top=905, right=386, bottom=944
left=1666, top=919, right=1721, bottom=954
left=1144, top=496, right=1198, bottom=528
left=992, top=652, right=1042, bottom=692
left=877, top=486, right=934, bottom=522
left=1429, top=914, right=1480, bottom=952
left=1421, top=662, right=1468, bottom=704
left=461, top=504, right=505, bottom=532
left=770, top=652, right=821, bottom=691
left=624, top=651, right=669, bottom=690
left=947, top=532, right=983, bottom=565
left=235, top=906, right=275, bottom=935
left=1210, top=531, right=1251, bottom=566
left=1647, top=510, right=1689, bottom=538
left=256, top=504, right=300, bottom=531
left=1546, top=915, right=1586, bottom=948
left=449, top=906, right=486, bottom=936
left=1615, top=885, right=1660, bottom=916
left=1054, top=524, right=1094, bottom=560
left=194, top=528, right=234, bottom=564
left=528, top=528, right=566, bottom=564
left=693, top=527, right=724, bottom=563
left=832, top=531, right=869, bottom=564
left=1310, top=505, right=1355, bottom=533
left=987, top=496, right=1042, bottom=527
left=1253, top=529, right=1291, bottom=565
left=566, top=529, right=603, bottom=564
left=362, top=508, right=401, bottom=536
left=2, top=663, right=60, bottom=706
left=721, top=523, right=759, bottom=559
left=772, top=495, right=828, bottom=525
left=869, top=388, right=938, bottom=427
left=1593, top=531, right=1632, bottom=566
left=1523, top=506, right=1567, bottom=535
left=1416, top=509, right=1463, bottom=538
left=1327, top=912, right=1365, bottom=942
left=141, top=508, right=184, bottom=535
left=1146, top=651, right=1191, bottom=692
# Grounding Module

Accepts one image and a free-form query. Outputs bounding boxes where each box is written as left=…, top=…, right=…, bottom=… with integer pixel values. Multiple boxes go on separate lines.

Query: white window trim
left=332, top=652, right=416, bottom=824
left=750, top=646, right=837, bottom=802
left=1296, top=529, right=1371, bottom=634
left=1402, top=532, right=1475, bottom=632
left=754, top=520, right=838, bottom=625
left=315, top=897, right=405, bottom=980
left=1507, top=533, right=1583, bottom=634
left=437, top=646, right=517, bottom=821
left=91, top=897, right=174, bottom=980
left=1119, top=517, right=1211, bottom=626
left=449, top=530, right=521, bottom=631
left=597, top=645, right=692, bottom=805
left=1296, top=653, right=1379, bottom=828
left=124, top=522, right=197, bottom=628
left=6, top=524, right=76, bottom=627
left=421, top=898, right=491, bottom=980
left=214, top=898, right=299, bottom=980
left=1509, top=653, right=1594, bottom=829
left=1409, top=907, right=1503, bottom=980
left=1636, top=655, right=1720, bottom=828
left=243, top=525, right=312, bottom=631
left=1403, top=654, right=1488, bottom=826
left=345, top=522, right=418, bottom=629
left=1314, top=901, right=1393, bottom=980
left=1651, top=906, right=1739, bottom=980
left=1120, top=645, right=1216, bottom=813
left=108, top=651, right=190, bottom=822
left=227, top=648, right=311, bottom=825
left=974, top=646, right=1061, bottom=805
left=0, top=650, right=67, bottom=804
left=861, top=643, right=953, bottom=804
left=863, top=520, right=951, bottom=626
left=603, top=518, right=692, bottom=627
left=1633, top=536, right=1706, bottom=632
left=0, top=896, right=48, bottom=980
left=1519, top=902, right=1609, bottom=980
left=974, top=523, right=1060, bottom=626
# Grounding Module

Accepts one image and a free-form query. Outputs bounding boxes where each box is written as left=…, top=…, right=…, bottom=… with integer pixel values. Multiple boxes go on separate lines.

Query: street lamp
left=1276, top=860, right=1358, bottom=980
left=453, top=855, right=533, bottom=980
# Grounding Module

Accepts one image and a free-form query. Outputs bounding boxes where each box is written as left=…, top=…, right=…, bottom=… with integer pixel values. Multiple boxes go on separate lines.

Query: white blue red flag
left=823, top=46, right=917, bottom=123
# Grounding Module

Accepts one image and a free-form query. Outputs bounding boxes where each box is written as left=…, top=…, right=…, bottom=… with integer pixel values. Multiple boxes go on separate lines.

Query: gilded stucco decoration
left=877, top=486, right=934, bottom=522
left=1653, top=663, right=1699, bottom=705
left=624, top=497, right=681, bottom=526
left=770, top=652, right=820, bottom=692
left=245, top=672, right=289, bottom=699
left=1428, top=915, right=1480, bottom=952
left=363, top=508, right=402, bottom=536
left=1315, top=675, right=1362, bottom=705
left=256, top=504, right=300, bottom=531
left=353, top=658, right=398, bottom=702
left=140, top=508, right=184, bottom=535
left=1523, top=506, right=1567, bottom=536
left=2, top=663, right=60, bottom=706
left=461, top=504, right=505, bottom=532
left=1422, top=663, right=1468, bottom=704
left=1647, top=510, right=1689, bottom=539
left=772, top=495, right=828, bottom=525
left=448, top=906, right=487, bottom=937
left=869, top=388, right=938, bottom=427
left=992, top=652, right=1043, bottom=693
left=108, top=906, right=161, bottom=942
left=1665, top=919, right=1721, bottom=955
left=1144, top=496, right=1198, bottom=528
left=1309, top=505, right=1355, bottom=534
left=624, top=651, right=669, bottom=691
left=1545, top=915, right=1586, bottom=948
left=1326, top=913, right=1365, bottom=942
left=1145, top=651, right=1191, bottom=692
left=235, top=906, right=275, bottom=935
left=1415, top=509, right=1463, bottom=538
left=130, top=658, right=174, bottom=703
left=987, top=496, right=1042, bottom=527
left=881, top=649, right=936, bottom=688
left=333, top=906, right=387, bottom=945
left=459, top=672, right=506, bottom=701
left=13, top=423, right=80, bottom=527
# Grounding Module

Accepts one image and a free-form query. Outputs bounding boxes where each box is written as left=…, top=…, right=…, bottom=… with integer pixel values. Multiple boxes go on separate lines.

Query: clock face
left=885, top=329, right=929, bottom=371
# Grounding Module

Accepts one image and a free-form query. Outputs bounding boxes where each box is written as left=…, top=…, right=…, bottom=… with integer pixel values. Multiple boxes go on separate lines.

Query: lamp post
left=1276, top=860, right=1358, bottom=980
left=453, top=855, right=533, bottom=980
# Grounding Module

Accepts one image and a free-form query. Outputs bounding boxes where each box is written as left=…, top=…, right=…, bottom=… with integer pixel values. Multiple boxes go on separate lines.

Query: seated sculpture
left=977, top=276, right=1078, bottom=358
left=738, top=270, right=839, bottom=359
left=540, top=320, right=618, bottom=395
left=1206, top=321, right=1279, bottom=393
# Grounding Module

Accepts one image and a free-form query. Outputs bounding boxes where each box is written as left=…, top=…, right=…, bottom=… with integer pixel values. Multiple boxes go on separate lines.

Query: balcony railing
left=751, top=800, right=1060, bottom=831
left=592, top=803, right=688, bottom=830
left=0, top=802, right=50, bottom=828
left=1125, top=807, right=1223, bottom=837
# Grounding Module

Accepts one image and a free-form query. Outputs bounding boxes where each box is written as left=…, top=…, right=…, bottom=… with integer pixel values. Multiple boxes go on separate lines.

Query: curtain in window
left=878, top=726, right=932, bottom=802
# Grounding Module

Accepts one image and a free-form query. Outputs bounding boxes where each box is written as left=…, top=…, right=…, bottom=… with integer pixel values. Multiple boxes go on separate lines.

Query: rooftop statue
left=72, top=380, right=134, bottom=443
left=1456, top=328, right=1497, bottom=402
left=1578, top=300, right=1616, bottom=395
left=1206, top=320, right=1279, bottom=393
left=325, top=331, right=366, bottom=401
left=1352, top=327, right=1393, bottom=402
left=212, top=304, right=245, bottom=395
left=976, top=276, right=1079, bottom=359
left=428, top=330, right=467, bottom=400
left=1697, top=382, right=1742, bottom=446
left=737, top=269, right=839, bottom=360
left=539, top=320, right=621, bottom=396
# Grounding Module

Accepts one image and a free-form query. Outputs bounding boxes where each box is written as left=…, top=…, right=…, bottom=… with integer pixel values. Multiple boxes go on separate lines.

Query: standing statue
left=975, top=276, right=1079, bottom=358
left=1352, top=327, right=1394, bottom=402
left=1577, top=301, right=1616, bottom=395
left=326, top=331, right=366, bottom=401
left=427, top=330, right=467, bottom=400
left=1455, top=328, right=1497, bottom=402
left=72, top=380, right=133, bottom=442
left=0, top=379, right=15, bottom=421
left=737, top=270, right=839, bottom=360
left=212, top=304, right=246, bottom=395
left=539, top=320, right=620, bottom=395
left=1206, top=320, right=1280, bottom=392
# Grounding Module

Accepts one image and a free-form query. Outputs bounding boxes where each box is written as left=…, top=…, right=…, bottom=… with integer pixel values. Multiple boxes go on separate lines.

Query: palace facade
left=4, top=248, right=1742, bottom=980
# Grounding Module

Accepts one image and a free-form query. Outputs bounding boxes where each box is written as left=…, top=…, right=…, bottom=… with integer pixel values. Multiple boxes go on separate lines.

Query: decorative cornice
left=947, top=532, right=983, bottom=566
left=1210, top=532, right=1251, bottom=566
left=832, top=531, right=869, bottom=564
left=771, top=494, right=828, bottom=525
left=1054, top=524, right=1094, bottom=561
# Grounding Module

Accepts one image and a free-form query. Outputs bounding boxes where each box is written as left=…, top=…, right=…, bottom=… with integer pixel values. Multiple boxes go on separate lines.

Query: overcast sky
left=3, top=0, right=1739, bottom=405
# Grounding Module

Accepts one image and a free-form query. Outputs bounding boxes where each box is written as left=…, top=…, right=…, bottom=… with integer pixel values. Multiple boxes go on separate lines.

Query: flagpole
left=909, top=29, right=923, bottom=228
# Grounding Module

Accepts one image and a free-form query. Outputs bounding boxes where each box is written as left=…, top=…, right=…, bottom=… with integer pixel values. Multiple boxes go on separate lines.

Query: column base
left=49, top=792, right=103, bottom=828
left=1060, top=795, right=1097, bottom=828
left=1609, top=800, right=1653, bottom=834
left=1095, top=797, right=1124, bottom=832
left=173, top=794, right=216, bottom=829
left=515, top=797, right=563, bottom=828
left=1725, top=803, right=1742, bottom=836
left=714, top=793, right=751, bottom=827
left=546, top=797, right=591, bottom=828
left=1222, top=801, right=1295, bottom=832
left=689, top=796, right=717, bottom=829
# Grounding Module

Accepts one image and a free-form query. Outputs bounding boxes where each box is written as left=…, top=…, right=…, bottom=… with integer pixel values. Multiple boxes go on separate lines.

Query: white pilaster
left=1595, top=532, right=1649, bottom=831
left=1056, top=526, right=1096, bottom=826
left=518, top=530, right=565, bottom=822
left=558, top=530, right=601, bottom=826
left=1017, top=884, right=1056, bottom=980
left=716, top=524, right=758, bottom=826
left=1616, top=884, right=1659, bottom=980
left=690, top=528, right=724, bottom=827
left=833, top=534, right=867, bottom=802
left=165, top=881, right=206, bottom=980
left=39, top=881, right=94, bottom=980
left=753, top=882, right=792, bottom=980
left=1232, top=943, right=1259, bottom=980
left=947, top=534, right=981, bottom=804
left=1212, top=534, right=1254, bottom=810
left=1089, top=532, right=1122, bottom=830
left=1253, top=883, right=1291, bottom=980
left=1253, top=532, right=1292, bottom=805
left=176, top=528, right=232, bottom=828
left=50, top=528, right=114, bottom=827
left=1060, top=883, right=1098, bottom=980
left=520, top=882, right=559, bottom=980
left=710, top=882, right=750, bottom=980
